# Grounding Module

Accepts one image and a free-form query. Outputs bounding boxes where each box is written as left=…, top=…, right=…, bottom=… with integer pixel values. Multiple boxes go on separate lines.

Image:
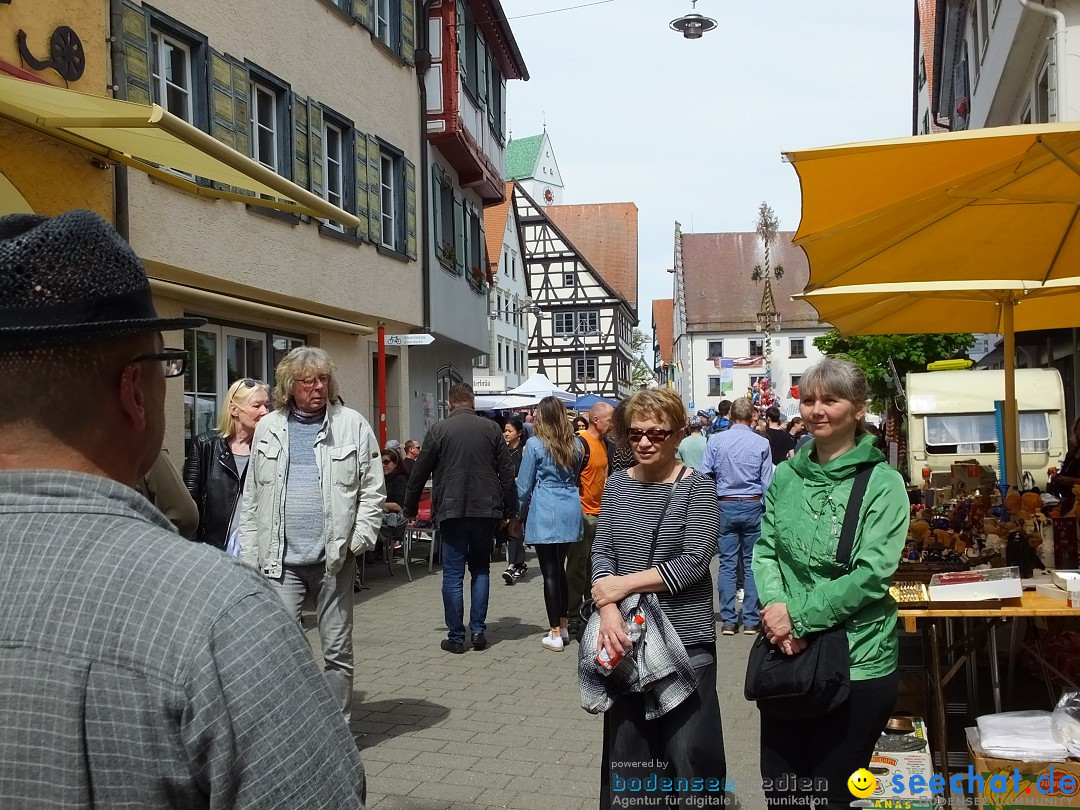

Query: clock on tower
left=543, top=187, right=554, bottom=204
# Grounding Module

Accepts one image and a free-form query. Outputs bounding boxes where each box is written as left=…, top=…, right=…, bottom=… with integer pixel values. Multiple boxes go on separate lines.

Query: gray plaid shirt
left=0, top=470, right=365, bottom=808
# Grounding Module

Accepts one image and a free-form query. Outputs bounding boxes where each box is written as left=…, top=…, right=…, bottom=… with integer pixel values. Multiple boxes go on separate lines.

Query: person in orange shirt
left=566, top=401, right=614, bottom=634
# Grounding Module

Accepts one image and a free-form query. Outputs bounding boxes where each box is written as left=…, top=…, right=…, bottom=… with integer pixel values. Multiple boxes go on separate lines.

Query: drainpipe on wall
left=1019, top=0, right=1069, bottom=121
left=415, top=1, right=438, bottom=334
left=108, top=0, right=130, bottom=239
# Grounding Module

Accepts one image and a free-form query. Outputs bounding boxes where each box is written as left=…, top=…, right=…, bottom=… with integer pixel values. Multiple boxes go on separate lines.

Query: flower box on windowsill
left=437, top=241, right=457, bottom=271
left=468, top=267, right=488, bottom=293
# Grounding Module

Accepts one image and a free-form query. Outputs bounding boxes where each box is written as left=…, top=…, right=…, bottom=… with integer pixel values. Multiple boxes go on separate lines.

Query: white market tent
left=474, top=373, right=576, bottom=410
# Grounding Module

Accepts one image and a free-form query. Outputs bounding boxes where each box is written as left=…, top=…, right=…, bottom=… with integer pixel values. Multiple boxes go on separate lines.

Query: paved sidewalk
left=305, top=551, right=766, bottom=810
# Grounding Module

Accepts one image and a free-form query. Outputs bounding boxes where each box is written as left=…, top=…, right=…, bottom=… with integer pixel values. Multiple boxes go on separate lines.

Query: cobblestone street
left=304, top=552, right=765, bottom=810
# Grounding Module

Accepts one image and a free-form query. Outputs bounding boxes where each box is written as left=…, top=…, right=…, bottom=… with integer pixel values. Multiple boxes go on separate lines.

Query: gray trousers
left=270, top=557, right=356, bottom=721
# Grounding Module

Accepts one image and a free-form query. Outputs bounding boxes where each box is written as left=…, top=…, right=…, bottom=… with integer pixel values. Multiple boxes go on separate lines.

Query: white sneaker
left=560, top=628, right=569, bottom=643
left=541, top=634, right=565, bottom=652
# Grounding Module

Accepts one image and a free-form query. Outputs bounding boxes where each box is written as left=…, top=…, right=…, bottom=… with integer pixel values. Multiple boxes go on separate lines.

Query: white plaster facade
left=123, top=0, right=423, bottom=456
left=478, top=199, right=530, bottom=390
left=683, top=330, right=828, bottom=413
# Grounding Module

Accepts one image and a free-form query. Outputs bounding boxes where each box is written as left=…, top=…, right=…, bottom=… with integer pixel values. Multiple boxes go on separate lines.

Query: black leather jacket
left=182, top=432, right=244, bottom=549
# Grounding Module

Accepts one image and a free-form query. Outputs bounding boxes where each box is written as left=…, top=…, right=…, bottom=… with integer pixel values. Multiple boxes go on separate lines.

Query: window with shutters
left=434, top=170, right=456, bottom=269
left=375, top=0, right=401, bottom=50
left=249, top=70, right=289, bottom=175
left=320, top=111, right=354, bottom=233
left=377, top=145, right=408, bottom=253
left=151, top=31, right=193, bottom=123
left=466, top=204, right=484, bottom=290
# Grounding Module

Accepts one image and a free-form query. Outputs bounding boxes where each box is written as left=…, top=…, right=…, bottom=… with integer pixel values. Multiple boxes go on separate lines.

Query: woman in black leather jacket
left=183, top=378, right=270, bottom=550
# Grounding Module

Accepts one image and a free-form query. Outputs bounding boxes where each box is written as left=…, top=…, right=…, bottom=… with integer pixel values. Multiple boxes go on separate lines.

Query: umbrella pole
left=1002, top=300, right=1020, bottom=493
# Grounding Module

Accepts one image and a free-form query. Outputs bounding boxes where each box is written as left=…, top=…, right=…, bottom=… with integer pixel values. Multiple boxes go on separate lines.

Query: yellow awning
left=0, top=169, right=33, bottom=215
left=0, top=74, right=360, bottom=227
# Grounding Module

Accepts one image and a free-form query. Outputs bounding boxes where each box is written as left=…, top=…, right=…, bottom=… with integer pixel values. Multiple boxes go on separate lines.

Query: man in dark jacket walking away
left=404, top=383, right=517, bottom=653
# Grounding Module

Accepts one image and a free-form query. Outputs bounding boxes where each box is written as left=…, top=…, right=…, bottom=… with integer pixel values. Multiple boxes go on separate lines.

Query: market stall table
left=897, top=593, right=1080, bottom=797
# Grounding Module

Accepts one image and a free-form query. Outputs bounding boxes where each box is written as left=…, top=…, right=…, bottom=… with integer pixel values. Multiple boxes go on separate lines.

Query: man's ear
left=117, top=363, right=148, bottom=432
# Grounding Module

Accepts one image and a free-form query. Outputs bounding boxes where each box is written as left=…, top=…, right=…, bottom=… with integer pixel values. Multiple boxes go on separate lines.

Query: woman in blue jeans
left=517, top=396, right=583, bottom=652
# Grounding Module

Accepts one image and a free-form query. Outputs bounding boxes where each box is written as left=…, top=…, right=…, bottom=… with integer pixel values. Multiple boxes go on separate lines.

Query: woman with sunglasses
left=517, top=396, right=584, bottom=652
left=590, top=388, right=724, bottom=807
left=183, top=377, right=270, bottom=552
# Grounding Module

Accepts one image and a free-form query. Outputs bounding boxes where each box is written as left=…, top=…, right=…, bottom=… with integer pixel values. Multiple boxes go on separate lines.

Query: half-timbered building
left=514, top=186, right=637, bottom=400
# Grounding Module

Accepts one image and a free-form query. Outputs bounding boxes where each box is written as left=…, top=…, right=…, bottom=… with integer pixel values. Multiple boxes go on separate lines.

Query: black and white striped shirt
left=592, top=470, right=719, bottom=645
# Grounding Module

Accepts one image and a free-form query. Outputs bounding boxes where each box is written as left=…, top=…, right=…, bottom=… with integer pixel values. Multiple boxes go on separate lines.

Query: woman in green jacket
left=753, top=357, right=908, bottom=810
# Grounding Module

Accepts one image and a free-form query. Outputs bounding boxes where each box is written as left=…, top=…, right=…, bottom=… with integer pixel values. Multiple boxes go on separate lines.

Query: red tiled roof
left=681, top=231, right=824, bottom=331
left=652, top=298, right=674, bottom=364
left=483, top=182, right=516, bottom=282
left=545, top=202, right=638, bottom=311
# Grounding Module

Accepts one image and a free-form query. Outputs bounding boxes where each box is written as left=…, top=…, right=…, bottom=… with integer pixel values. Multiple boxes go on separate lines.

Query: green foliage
left=630, top=328, right=656, bottom=387
left=812, top=330, right=977, bottom=410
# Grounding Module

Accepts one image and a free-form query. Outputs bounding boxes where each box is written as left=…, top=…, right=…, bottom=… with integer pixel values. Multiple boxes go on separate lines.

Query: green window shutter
left=366, top=133, right=382, bottom=246
left=353, top=0, right=374, bottom=32
left=209, top=51, right=249, bottom=153
left=431, top=165, right=442, bottom=249
left=475, top=32, right=487, bottom=104
left=401, top=0, right=416, bottom=65
left=121, top=1, right=151, bottom=105
left=308, top=101, right=324, bottom=201
left=453, top=191, right=465, bottom=275
left=404, top=158, right=417, bottom=259
left=293, top=94, right=309, bottom=190
left=354, top=131, right=370, bottom=241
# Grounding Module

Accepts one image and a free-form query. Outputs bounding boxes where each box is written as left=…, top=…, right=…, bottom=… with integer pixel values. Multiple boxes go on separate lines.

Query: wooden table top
left=896, top=592, right=1080, bottom=631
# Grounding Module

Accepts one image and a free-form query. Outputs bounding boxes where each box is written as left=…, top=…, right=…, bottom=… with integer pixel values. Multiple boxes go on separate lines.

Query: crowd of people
left=0, top=210, right=912, bottom=810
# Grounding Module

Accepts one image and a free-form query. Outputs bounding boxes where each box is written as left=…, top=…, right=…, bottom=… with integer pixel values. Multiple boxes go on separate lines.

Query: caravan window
left=924, top=412, right=1051, bottom=454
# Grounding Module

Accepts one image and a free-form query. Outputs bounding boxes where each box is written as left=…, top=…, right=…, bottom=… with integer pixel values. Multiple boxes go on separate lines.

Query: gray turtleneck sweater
left=283, top=413, right=326, bottom=565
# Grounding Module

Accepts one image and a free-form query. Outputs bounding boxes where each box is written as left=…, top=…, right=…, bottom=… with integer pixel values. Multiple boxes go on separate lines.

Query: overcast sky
left=500, top=0, right=915, bottom=331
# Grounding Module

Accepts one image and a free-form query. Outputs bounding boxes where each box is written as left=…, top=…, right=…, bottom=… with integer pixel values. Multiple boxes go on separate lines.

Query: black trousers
left=600, top=645, right=726, bottom=809
left=759, top=671, right=898, bottom=810
left=534, top=542, right=570, bottom=628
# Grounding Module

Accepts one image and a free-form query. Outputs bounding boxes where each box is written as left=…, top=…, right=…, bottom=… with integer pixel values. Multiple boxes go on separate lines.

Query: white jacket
left=239, top=403, right=385, bottom=578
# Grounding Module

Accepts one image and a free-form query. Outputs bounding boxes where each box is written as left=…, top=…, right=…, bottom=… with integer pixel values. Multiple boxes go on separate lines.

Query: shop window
left=184, top=323, right=304, bottom=451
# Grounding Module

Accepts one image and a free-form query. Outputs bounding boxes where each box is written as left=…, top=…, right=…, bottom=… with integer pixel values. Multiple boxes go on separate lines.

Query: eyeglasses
left=627, top=428, right=675, bottom=444
left=240, top=378, right=265, bottom=388
left=295, top=374, right=330, bottom=390
left=129, top=348, right=188, bottom=378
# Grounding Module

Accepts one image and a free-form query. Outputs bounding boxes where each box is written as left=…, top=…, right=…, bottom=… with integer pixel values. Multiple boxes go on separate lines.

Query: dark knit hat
left=0, top=209, right=204, bottom=349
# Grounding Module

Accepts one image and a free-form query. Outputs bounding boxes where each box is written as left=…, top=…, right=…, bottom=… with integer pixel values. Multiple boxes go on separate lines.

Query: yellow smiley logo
left=847, top=769, right=876, bottom=799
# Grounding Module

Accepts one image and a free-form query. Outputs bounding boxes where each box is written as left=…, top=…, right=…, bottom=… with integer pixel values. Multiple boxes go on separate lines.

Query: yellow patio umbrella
left=796, top=279, right=1080, bottom=488
left=784, top=123, right=1080, bottom=489
left=0, top=170, right=33, bottom=215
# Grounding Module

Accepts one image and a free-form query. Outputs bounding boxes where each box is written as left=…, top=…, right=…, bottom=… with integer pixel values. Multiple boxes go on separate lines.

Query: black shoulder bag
left=743, top=462, right=875, bottom=720
left=578, top=466, right=689, bottom=625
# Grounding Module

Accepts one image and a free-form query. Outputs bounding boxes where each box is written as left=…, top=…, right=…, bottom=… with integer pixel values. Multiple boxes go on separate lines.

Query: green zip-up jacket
left=753, top=434, right=908, bottom=680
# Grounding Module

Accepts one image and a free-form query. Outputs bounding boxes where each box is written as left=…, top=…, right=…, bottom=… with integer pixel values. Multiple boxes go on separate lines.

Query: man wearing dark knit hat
left=0, top=210, right=366, bottom=807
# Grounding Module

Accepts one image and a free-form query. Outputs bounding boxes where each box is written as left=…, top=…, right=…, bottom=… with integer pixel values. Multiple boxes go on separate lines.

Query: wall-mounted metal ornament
left=17, top=26, right=86, bottom=82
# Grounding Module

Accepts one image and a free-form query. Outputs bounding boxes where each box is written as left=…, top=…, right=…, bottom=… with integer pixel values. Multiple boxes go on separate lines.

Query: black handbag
left=744, top=462, right=875, bottom=720
left=579, top=466, right=689, bottom=625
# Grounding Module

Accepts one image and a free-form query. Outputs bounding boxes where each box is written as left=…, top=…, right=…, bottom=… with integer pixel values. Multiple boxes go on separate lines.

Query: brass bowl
left=885, top=715, right=915, bottom=734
